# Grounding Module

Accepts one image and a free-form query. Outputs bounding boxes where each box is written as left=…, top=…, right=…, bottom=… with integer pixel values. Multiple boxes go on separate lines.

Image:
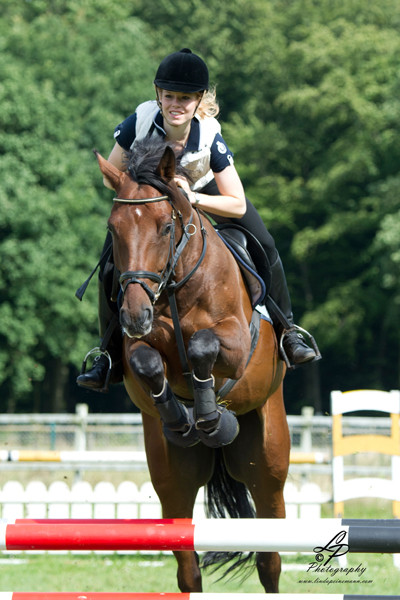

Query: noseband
left=115, top=194, right=206, bottom=305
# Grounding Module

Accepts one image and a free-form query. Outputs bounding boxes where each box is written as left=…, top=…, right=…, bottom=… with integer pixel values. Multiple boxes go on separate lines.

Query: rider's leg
left=229, top=199, right=316, bottom=365
left=76, top=235, right=123, bottom=392
left=202, top=184, right=317, bottom=366
left=268, top=253, right=316, bottom=365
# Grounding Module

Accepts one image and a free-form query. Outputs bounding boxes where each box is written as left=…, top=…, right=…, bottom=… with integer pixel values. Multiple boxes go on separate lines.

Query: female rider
left=77, top=48, right=317, bottom=392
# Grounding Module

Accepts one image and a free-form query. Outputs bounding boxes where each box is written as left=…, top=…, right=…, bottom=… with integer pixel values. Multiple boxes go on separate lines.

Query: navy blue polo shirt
left=113, top=109, right=234, bottom=173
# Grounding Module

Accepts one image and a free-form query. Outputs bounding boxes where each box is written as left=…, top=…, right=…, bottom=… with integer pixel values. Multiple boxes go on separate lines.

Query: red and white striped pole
left=0, top=518, right=399, bottom=553
left=0, top=594, right=398, bottom=600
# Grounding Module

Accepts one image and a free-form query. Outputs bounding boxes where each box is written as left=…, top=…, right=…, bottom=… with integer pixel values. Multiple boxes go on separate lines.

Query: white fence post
left=300, top=406, right=314, bottom=452
left=75, top=403, right=88, bottom=452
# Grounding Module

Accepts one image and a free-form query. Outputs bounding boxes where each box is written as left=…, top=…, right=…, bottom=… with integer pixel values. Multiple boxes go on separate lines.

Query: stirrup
left=279, top=325, right=322, bottom=370
left=79, top=347, right=112, bottom=393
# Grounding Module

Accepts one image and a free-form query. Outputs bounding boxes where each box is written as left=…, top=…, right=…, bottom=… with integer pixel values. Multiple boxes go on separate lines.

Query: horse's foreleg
left=188, top=329, right=220, bottom=427
left=129, top=345, right=199, bottom=447
left=188, top=329, right=239, bottom=448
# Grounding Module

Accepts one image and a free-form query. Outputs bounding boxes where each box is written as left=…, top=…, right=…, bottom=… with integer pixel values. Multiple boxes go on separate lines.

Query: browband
left=113, top=195, right=169, bottom=204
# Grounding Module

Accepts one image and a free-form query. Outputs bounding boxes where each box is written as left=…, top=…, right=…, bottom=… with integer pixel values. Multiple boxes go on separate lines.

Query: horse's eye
left=162, top=223, right=173, bottom=236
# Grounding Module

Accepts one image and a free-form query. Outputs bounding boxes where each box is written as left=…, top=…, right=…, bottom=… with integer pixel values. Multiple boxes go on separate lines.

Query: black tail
left=201, top=448, right=257, bottom=581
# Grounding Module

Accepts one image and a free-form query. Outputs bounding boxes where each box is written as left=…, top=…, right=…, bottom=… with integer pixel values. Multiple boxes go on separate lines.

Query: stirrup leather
left=79, top=347, right=112, bottom=393
left=279, top=325, right=322, bottom=370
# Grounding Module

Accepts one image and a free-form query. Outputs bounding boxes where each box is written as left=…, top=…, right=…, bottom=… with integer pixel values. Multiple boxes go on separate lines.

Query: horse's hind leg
left=142, top=412, right=214, bottom=592
left=188, top=329, right=239, bottom=448
left=222, top=388, right=290, bottom=592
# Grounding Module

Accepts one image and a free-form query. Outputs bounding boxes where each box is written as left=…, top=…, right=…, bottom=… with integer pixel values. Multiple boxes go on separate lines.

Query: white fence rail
left=1, top=404, right=393, bottom=449
left=0, top=404, right=395, bottom=476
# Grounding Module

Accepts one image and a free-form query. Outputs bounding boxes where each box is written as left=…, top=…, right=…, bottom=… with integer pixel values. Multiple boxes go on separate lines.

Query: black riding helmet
left=154, top=48, right=209, bottom=92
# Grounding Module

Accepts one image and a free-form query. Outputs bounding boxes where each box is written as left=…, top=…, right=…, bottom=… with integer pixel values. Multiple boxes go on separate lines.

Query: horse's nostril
left=119, top=304, right=153, bottom=339
left=119, top=308, right=129, bottom=329
left=143, top=307, right=152, bottom=322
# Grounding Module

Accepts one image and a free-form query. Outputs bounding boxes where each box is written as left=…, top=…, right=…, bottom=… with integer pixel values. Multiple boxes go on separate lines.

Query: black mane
left=124, top=137, right=189, bottom=196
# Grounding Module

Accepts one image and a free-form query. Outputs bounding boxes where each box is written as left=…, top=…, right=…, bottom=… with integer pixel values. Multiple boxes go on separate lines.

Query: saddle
left=215, top=223, right=271, bottom=308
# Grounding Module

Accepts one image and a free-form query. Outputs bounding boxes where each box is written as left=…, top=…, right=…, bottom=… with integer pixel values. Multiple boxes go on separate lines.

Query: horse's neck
left=179, top=213, right=244, bottom=304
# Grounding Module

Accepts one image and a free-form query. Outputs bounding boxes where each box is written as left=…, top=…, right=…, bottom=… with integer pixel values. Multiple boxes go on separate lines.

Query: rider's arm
left=202, top=165, right=246, bottom=217
left=175, top=164, right=246, bottom=218
left=188, top=131, right=246, bottom=217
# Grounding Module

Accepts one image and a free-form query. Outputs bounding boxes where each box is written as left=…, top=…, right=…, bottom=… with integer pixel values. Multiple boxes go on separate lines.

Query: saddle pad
left=216, top=228, right=267, bottom=307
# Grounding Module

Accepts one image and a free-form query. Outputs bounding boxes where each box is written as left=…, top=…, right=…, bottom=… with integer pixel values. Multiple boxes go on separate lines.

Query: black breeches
left=199, top=180, right=279, bottom=265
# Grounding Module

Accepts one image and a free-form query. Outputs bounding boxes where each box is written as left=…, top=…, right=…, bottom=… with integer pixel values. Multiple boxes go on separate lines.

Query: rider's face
left=158, top=89, right=201, bottom=127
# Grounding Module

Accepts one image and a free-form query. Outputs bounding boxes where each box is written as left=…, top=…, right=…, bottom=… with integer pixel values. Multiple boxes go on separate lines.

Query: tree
left=0, top=3, right=156, bottom=411
left=221, top=5, right=400, bottom=409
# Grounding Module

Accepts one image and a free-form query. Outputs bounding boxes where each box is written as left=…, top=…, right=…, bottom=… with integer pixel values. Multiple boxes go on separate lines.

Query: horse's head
left=96, top=140, right=194, bottom=339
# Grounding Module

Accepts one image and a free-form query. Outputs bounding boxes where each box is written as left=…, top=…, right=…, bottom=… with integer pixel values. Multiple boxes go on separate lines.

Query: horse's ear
left=93, top=149, right=124, bottom=191
left=156, top=146, right=176, bottom=182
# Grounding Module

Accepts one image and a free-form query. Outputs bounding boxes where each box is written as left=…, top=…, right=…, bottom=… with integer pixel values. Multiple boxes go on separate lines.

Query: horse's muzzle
left=119, top=305, right=153, bottom=339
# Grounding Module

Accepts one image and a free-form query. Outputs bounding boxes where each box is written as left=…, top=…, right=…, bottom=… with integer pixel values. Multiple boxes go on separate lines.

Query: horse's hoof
left=162, top=424, right=200, bottom=447
left=195, top=410, right=221, bottom=432
left=197, top=407, right=239, bottom=448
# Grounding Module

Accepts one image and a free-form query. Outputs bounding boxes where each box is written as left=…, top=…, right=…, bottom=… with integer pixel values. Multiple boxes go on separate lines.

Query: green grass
left=0, top=551, right=398, bottom=594
left=0, top=500, right=398, bottom=594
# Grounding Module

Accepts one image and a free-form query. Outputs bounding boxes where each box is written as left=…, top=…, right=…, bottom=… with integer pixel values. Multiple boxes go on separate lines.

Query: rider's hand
left=174, top=175, right=196, bottom=204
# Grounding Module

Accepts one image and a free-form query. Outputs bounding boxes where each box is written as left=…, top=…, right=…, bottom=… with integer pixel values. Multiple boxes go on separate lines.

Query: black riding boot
left=76, top=265, right=123, bottom=393
left=268, top=255, right=318, bottom=368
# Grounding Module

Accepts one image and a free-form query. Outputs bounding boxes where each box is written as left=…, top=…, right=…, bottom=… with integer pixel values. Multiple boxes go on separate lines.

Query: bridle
left=114, top=194, right=207, bottom=306
left=114, top=192, right=208, bottom=393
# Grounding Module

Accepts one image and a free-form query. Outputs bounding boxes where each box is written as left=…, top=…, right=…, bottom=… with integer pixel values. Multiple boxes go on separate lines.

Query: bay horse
left=95, top=139, right=290, bottom=593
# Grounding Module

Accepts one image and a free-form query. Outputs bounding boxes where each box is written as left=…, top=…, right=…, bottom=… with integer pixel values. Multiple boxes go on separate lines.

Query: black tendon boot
left=151, top=381, right=200, bottom=448
left=267, top=255, right=320, bottom=368
left=76, top=268, right=122, bottom=392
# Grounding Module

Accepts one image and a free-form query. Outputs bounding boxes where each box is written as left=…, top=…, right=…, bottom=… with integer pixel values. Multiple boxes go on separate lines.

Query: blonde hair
left=197, top=87, right=219, bottom=119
